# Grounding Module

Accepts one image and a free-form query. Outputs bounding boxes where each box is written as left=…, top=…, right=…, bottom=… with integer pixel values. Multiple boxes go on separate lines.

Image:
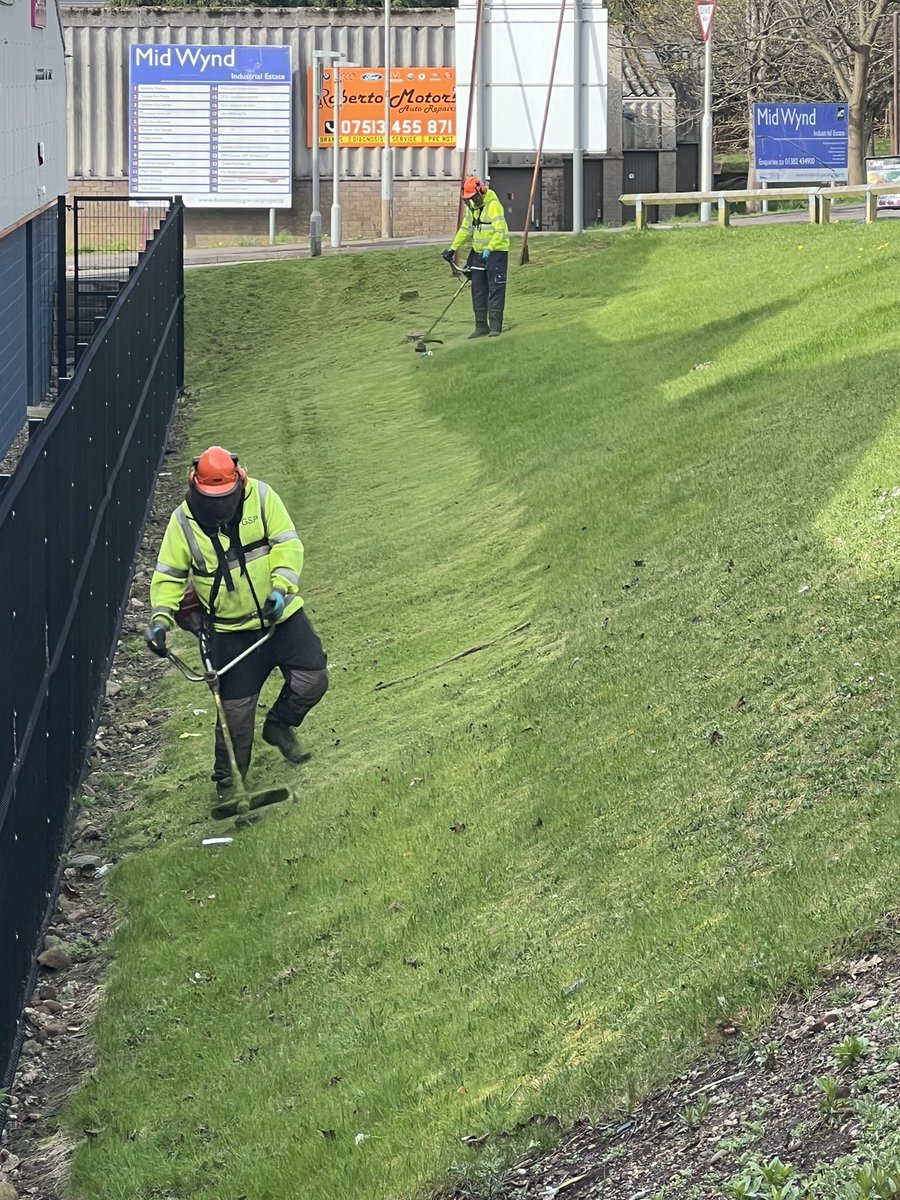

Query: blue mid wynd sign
left=129, top=44, right=293, bottom=208
left=753, top=103, right=848, bottom=184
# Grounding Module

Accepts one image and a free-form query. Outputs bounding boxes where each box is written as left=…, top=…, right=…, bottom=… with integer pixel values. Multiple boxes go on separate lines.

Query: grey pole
left=699, top=27, right=713, bottom=222
left=572, top=0, right=584, bottom=233
left=310, top=51, right=323, bottom=256
left=381, top=0, right=394, bottom=238
left=331, top=58, right=343, bottom=249
left=893, top=12, right=899, bottom=155
left=476, top=0, right=489, bottom=179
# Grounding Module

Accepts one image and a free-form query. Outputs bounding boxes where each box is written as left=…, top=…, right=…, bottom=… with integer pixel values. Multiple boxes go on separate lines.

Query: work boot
left=488, top=330, right=502, bottom=338
left=214, top=776, right=235, bottom=800
left=262, top=715, right=311, bottom=764
left=468, top=324, right=490, bottom=339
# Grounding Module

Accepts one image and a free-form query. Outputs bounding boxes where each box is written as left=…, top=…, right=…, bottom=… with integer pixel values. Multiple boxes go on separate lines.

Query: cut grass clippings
left=63, top=224, right=900, bottom=1200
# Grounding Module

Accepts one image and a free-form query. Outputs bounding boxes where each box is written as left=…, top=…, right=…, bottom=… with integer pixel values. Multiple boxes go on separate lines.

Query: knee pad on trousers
left=289, top=667, right=329, bottom=705
left=271, top=668, right=329, bottom=726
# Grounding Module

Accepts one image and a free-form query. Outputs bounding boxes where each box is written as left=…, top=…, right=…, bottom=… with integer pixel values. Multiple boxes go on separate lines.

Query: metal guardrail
left=620, top=183, right=900, bottom=229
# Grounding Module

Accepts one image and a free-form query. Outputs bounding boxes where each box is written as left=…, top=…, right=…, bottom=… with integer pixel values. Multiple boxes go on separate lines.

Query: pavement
left=660, top=201, right=900, bottom=230
left=181, top=232, right=449, bottom=269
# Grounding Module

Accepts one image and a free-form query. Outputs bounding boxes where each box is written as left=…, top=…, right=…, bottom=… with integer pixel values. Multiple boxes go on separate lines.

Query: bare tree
left=779, top=0, right=897, bottom=179
left=616, top=0, right=899, bottom=182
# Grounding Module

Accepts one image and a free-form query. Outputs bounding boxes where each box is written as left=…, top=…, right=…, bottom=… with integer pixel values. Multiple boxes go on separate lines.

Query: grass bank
left=65, top=224, right=900, bottom=1199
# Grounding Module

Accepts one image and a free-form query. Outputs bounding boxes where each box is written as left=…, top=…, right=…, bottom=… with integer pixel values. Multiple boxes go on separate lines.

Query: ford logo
left=361, top=72, right=383, bottom=81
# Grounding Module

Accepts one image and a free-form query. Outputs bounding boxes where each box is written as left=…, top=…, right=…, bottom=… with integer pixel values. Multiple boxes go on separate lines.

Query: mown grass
left=65, top=224, right=900, bottom=1200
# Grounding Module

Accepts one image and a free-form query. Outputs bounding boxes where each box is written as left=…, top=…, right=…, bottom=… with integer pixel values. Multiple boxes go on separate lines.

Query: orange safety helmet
left=188, top=446, right=247, bottom=497
left=461, top=175, right=487, bottom=199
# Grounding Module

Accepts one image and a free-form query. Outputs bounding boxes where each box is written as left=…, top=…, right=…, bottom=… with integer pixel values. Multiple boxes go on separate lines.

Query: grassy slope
left=66, top=226, right=900, bottom=1200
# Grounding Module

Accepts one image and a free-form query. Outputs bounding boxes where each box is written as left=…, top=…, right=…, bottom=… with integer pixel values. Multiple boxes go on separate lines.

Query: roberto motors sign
left=307, top=67, right=456, bottom=147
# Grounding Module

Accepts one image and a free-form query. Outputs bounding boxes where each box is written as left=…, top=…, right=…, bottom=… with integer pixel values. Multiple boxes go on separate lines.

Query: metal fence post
left=176, top=198, right=185, bottom=392
left=72, top=199, right=80, bottom=367
left=56, top=196, right=67, bottom=388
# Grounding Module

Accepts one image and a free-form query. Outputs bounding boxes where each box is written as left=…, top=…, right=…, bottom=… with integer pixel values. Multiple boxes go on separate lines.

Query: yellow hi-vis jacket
left=451, top=189, right=510, bottom=255
left=150, top=479, right=303, bottom=633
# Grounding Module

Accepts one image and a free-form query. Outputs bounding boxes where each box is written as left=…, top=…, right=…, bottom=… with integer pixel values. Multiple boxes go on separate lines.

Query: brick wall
left=69, top=178, right=460, bottom=247
left=541, top=167, right=565, bottom=231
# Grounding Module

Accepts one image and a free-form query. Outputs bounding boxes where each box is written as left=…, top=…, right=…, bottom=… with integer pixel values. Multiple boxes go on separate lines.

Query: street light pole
left=381, top=0, right=394, bottom=238
left=310, top=51, right=324, bottom=256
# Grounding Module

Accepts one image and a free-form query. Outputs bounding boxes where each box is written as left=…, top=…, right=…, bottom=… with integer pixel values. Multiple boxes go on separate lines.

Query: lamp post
left=381, top=0, right=394, bottom=238
left=309, top=50, right=325, bottom=256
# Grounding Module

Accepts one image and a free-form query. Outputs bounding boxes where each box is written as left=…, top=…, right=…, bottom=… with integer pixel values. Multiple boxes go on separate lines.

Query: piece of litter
left=201, top=838, right=233, bottom=847
left=355, top=1132, right=367, bottom=1146
left=798, top=584, right=810, bottom=594
left=95, top=862, right=115, bottom=878
left=564, top=978, right=586, bottom=996
left=192, top=709, right=207, bottom=716
left=179, top=732, right=201, bottom=739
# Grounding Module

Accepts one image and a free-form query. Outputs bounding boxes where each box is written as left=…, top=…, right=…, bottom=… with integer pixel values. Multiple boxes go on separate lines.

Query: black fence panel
left=58, top=196, right=173, bottom=385
left=0, top=198, right=184, bottom=1100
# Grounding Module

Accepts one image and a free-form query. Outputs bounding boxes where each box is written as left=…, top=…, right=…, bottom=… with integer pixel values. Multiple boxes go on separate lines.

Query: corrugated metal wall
left=64, top=8, right=459, bottom=181
left=0, top=207, right=54, bottom=456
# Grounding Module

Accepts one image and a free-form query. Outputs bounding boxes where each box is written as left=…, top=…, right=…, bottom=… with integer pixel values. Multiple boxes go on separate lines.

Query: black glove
left=441, top=248, right=455, bottom=263
left=143, top=622, right=168, bottom=657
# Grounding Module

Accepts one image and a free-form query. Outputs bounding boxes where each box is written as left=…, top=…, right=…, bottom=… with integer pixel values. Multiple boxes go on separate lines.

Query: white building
left=0, top=0, right=67, bottom=457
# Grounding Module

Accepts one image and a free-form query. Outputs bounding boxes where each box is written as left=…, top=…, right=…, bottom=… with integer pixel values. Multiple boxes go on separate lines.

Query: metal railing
left=0, top=198, right=184, bottom=1102
left=59, top=196, right=174, bottom=385
left=620, top=183, right=900, bottom=229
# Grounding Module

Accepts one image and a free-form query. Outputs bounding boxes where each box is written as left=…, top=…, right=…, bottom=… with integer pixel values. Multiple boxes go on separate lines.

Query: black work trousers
left=208, top=607, right=328, bottom=782
left=468, top=249, right=508, bottom=334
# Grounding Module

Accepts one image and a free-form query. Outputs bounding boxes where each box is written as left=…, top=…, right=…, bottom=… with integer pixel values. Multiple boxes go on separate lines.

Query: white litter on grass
left=798, top=584, right=810, bottom=594
left=192, top=709, right=207, bottom=716
left=201, top=838, right=233, bottom=847
left=355, top=1133, right=367, bottom=1146
left=95, top=862, right=115, bottom=877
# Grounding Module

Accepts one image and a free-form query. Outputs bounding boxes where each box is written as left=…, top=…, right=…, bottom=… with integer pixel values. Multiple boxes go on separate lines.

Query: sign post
left=695, top=1, right=716, bottom=223
left=332, top=60, right=344, bottom=249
